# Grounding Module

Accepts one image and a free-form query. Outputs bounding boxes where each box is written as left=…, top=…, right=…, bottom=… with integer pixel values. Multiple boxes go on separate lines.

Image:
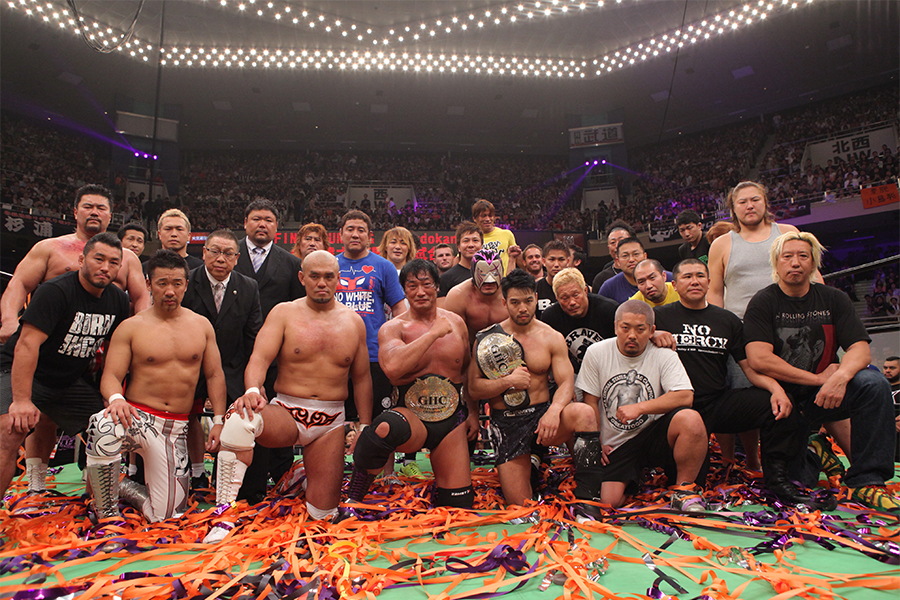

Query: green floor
left=1, top=455, right=898, bottom=599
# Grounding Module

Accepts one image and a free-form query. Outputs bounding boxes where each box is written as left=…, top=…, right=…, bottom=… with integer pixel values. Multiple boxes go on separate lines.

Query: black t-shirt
left=438, top=264, right=471, bottom=298
left=540, top=293, right=618, bottom=374
left=536, top=278, right=556, bottom=316
left=678, top=237, right=710, bottom=264
left=743, top=283, right=870, bottom=398
left=1, top=272, right=130, bottom=388
left=591, top=263, right=619, bottom=292
left=654, top=302, right=745, bottom=401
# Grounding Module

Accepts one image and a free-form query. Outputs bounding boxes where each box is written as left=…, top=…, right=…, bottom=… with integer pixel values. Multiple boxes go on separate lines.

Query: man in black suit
left=232, top=199, right=304, bottom=503
left=183, top=229, right=263, bottom=490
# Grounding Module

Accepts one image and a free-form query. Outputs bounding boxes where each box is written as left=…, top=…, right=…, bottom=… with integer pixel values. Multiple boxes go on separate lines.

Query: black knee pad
left=353, top=410, right=411, bottom=471
left=435, top=485, right=474, bottom=509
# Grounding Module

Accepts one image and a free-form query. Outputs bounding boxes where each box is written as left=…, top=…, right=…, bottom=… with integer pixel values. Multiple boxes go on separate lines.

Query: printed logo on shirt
left=601, top=368, right=654, bottom=431
left=777, top=325, right=827, bottom=373
left=482, top=240, right=504, bottom=256
left=336, top=267, right=376, bottom=315
left=565, top=328, right=604, bottom=368
left=57, top=312, right=117, bottom=359
left=672, top=323, right=729, bottom=354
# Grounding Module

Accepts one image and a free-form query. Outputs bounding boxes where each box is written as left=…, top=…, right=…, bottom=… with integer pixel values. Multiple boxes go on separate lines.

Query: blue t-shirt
left=598, top=271, right=673, bottom=304
left=336, top=252, right=405, bottom=362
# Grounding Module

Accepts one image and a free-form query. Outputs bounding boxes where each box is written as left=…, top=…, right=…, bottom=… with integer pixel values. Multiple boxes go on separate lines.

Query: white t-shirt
left=575, top=338, right=692, bottom=451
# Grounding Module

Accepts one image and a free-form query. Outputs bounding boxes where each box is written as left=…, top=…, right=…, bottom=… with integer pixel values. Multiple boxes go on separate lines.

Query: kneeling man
left=205, top=251, right=372, bottom=541
left=468, top=270, right=599, bottom=508
left=347, top=260, right=479, bottom=509
left=576, top=300, right=707, bottom=512
left=87, top=250, right=227, bottom=521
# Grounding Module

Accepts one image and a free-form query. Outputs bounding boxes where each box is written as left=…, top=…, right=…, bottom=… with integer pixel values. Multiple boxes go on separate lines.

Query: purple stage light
left=143, top=153, right=149, bottom=159
left=584, top=161, right=589, bottom=166
left=601, top=159, right=607, bottom=164
left=134, top=151, right=140, bottom=157
left=593, top=160, right=599, bottom=165
left=152, top=155, right=158, bottom=160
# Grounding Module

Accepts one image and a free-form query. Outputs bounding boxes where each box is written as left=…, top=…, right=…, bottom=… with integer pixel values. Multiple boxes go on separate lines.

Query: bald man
left=203, top=251, right=372, bottom=542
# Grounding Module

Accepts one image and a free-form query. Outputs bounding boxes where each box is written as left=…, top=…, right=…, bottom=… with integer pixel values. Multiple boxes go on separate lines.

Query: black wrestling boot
left=346, top=467, right=377, bottom=503
left=765, top=461, right=814, bottom=507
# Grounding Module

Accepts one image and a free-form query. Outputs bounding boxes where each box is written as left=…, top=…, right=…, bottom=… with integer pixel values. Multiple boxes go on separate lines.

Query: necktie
left=214, top=282, right=225, bottom=313
left=251, top=246, right=265, bottom=272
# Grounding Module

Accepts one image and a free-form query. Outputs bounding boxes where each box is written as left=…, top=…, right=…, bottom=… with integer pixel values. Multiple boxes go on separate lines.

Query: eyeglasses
left=205, top=248, right=238, bottom=259
left=404, top=281, right=436, bottom=290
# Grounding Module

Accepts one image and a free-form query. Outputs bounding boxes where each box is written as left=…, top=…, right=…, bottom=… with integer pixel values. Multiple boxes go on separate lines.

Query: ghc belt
left=474, top=323, right=530, bottom=409
left=392, top=375, right=461, bottom=422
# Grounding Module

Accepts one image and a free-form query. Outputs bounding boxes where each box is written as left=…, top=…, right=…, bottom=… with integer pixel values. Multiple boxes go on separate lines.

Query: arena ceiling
left=1, top=0, right=897, bottom=154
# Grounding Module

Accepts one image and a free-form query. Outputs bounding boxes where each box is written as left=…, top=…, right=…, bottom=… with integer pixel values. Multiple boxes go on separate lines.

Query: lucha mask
left=471, top=249, right=503, bottom=290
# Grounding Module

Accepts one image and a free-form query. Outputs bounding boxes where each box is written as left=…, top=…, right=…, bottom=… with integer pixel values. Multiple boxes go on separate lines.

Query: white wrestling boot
left=203, top=451, right=247, bottom=544
left=26, top=458, right=48, bottom=493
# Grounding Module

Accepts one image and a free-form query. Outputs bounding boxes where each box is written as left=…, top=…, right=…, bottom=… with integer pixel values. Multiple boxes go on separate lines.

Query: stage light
left=601, top=159, right=607, bottom=164
left=593, top=160, right=598, bottom=165
left=152, top=155, right=158, bottom=160
left=134, top=152, right=139, bottom=157
left=143, top=153, right=149, bottom=158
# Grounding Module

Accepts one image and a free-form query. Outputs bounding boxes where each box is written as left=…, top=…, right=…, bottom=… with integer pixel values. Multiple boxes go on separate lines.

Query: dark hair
left=501, top=269, right=536, bottom=297
left=675, top=210, right=702, bottom=227
left=455, top=220, right=483, bottom=243
left=339, top=209, right=373, bottom=231
left=569, top=244, right=586, bottom=266
left=84, top=232, right=122, bottom=256
left=244, top=199, right=280, bottom=221
left=206, top=228, right=239, bottom=246
left=634, top=258, right=665, bottom=275
left=615, top=237, right=644, bottom=255
left=606, top=219, right=635, bottom=238
left=523, top=243, right=541, bottom=254
left=75, top=184, right=111, bottom=208
left=435, top=243, right=456, bottom=256
left=117, top=221, right=148, bottom=241
left=471, top=199, right=495, bottom=218
left=146, top=249, right=189, bottom=279
left=399, top=259, right=440, bottom=289
left=886, top=356, right=900, bottom=362
left=542, top=239, right=571, bottom=257
left=673, top=258, right=709, bottom=278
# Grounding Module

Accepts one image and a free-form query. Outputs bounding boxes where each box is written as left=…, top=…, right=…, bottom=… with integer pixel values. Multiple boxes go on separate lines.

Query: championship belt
left=474, top=324, right=530, bottom=409
left=392, top=375, right=460, bottom=422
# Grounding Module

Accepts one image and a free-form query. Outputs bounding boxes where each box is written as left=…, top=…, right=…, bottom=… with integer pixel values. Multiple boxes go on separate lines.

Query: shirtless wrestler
left=467, top=270, right=599, bottom=508
left=85, top=249, right=227, bottom=522
left=443, top=248, right=509, bottom=345
left=203, top=250, right=373, bottom=542
left=346, top=260, right=479, bottom=510
left=0, top=184, right=150, bottom=494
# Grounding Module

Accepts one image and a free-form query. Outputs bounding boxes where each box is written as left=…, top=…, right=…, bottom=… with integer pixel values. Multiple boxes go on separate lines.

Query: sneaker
left=669, top=483, right=706, bottom=513
left=399, top=461, right=426, bottom=480
left=191, top=472, right=211, bottom=493
left=202, top=521, right=235, bottom=544
left=845, top=486, right=900, bottom=512
left=808, top=433, right=846, bottom=479
left=572, top=501, right=604, bottom=523
left=381, top=475, right=404, bottom=487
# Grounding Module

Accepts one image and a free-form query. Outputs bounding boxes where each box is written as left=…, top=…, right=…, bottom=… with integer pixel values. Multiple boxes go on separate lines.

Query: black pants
left=694, top=386, right=806, bottom=473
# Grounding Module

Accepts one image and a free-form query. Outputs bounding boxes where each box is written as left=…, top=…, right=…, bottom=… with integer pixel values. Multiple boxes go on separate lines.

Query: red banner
left=860, top=183, right=900, bottom=209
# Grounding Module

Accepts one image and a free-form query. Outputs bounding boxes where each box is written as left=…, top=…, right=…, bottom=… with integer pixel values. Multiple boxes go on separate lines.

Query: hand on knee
left=219, top=410, right=263, bottom=452
left=85, top=411, right=125, bottom=461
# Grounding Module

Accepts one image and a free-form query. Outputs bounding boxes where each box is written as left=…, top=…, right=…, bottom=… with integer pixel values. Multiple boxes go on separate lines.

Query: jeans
left=791, top=369, right=896, bottom=488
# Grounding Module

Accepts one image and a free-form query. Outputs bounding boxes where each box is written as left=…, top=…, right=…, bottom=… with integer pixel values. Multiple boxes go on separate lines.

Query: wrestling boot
left=808, top=433, right=846, bottom=480
left=119, top=477, right=154, bottom=520
left=203, top=451, right=247, bottom=544
left=669, top=483, right=707, bottom=513
left=335, top=467, right=378, bottom=522
left=765, top=461, right=815, bottom=508
left=26, top=458, right=48, bottom=494
left=86, top=462, right=122, bottom=520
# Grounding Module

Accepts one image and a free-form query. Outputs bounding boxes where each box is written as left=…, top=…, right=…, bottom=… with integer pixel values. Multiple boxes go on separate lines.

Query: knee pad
left=435, top=485, right=474, bottom=509
left=219, top=410, right=264, bottom=452
left=85, top=411, right=126, bottom=461
left=353, top=410, right=411, bottom=471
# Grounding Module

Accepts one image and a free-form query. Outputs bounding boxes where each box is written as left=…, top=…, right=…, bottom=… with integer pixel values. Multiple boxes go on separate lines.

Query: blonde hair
left=726, top=181, right=772, bottom=232
left=378, top=226, right=417, bottom=266
left=552, top=267, right=586, bottom=297
left=770, top=231, right=825, bottom=283
left=157, top=208, right=191, bottom=232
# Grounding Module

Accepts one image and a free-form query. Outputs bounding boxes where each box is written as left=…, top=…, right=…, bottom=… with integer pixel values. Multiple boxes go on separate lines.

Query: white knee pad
left=219, top=410, right=264, bottom=452
left=85, top=410, right=126, bottom=461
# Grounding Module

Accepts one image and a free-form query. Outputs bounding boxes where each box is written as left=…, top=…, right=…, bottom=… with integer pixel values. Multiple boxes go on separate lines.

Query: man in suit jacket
left=232, top=199, right=304, bottom=503
left=183, top=229, right=263, bottom=490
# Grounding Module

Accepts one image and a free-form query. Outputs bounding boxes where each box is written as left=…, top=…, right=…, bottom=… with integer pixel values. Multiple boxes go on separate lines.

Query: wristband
left=109, top=393, right=125, bottom=403
left=213, top=415, right=224, bottom=425
left=245, top=387, right=260, bottom=396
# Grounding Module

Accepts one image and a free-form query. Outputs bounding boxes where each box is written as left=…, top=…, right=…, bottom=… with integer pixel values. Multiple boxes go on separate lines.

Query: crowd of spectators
left=0, top=114, right=106, bottom=216
left=758, top=85, right=900, bottom=202
left=2, top=83, right=897, bottom=235
left=821, top=242, right=900, bottom=319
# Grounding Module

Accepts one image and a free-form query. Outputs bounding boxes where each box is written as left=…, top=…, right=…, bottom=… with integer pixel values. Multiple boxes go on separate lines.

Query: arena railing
left=823, top=254, right=900, bottom=333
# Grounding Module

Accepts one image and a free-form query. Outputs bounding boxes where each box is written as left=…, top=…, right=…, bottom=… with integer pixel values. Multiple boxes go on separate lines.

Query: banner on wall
left=806, top=126, right=897, bottom=167
left=860, top=183, right=900, bottom=209
left=568, top=123, right=624, bottom=149
left=2, top=208, right=76, bottom=240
